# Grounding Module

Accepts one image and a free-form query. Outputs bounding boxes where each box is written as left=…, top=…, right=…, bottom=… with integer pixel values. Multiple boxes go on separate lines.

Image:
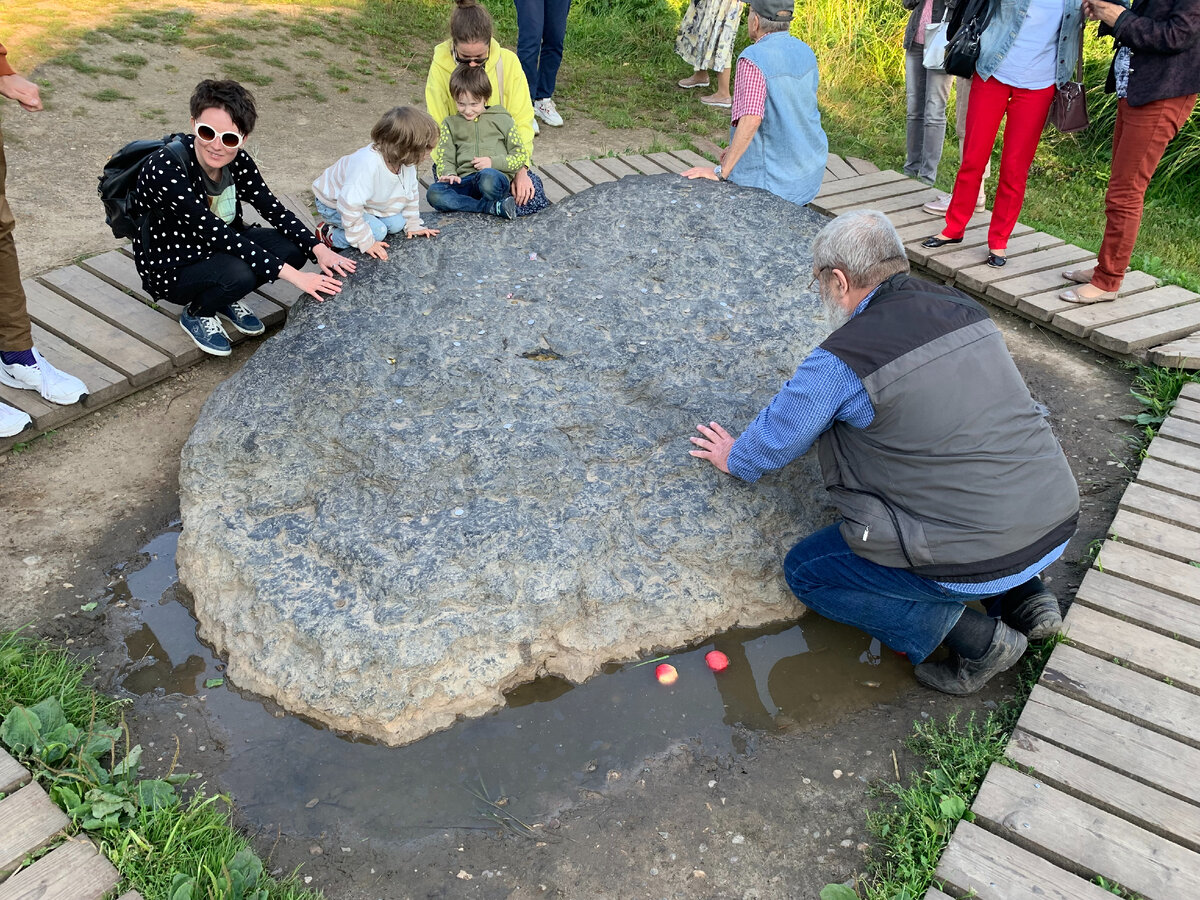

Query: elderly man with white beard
left=688, top=210, right=1080, bottom=695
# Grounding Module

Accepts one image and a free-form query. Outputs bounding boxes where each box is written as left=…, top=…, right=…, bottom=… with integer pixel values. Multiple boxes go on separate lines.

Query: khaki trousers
left=0, top=124, right=33, bottom=352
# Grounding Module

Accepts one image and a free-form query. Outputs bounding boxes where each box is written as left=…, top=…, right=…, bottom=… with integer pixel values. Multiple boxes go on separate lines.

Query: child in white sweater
left=313, top=106, right=440, bottom=261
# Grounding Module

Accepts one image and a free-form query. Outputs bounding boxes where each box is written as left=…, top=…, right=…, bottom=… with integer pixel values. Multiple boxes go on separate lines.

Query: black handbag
left=1047, top=42, right=1089, bottom=133
left=943, top=0, right=993, bottom=79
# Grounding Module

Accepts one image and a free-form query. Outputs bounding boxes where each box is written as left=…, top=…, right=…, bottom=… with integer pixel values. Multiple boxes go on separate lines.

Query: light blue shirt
left=992, top=0, right=1065, bottom=89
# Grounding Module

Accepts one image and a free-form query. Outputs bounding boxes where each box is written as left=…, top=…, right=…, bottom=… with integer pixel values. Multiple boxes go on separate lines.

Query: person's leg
left=1092, top=94, right=1197, bottom=292
left=712, top=66, right=731, bottom=102
left=956, top=75, right=989, bottom=204
left=941, top=74, right=1007, bottom=239
left=314, top=199, right=352, bottom=250
left=919, top=67, right=953, bottom=183
left=904, top=47, right=928, bottom=179
left=536, top=0, right=572, bottom=101
left=782, top=524, right=972, bottom=662
left=427, top=173, right=494, bottom=214
left=0, top=126, right=33, bottom=355
left=987, top=82, right=1056, bottom=252
left=166, top=254, right=257, bottom=355
left=514, top=0, right=546, bottom=101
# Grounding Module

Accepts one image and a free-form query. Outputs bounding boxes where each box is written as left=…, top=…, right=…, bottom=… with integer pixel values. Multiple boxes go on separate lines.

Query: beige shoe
left=1059, top=285, right=1118, bottom=304
left=923, top=192, right=985, bottom=215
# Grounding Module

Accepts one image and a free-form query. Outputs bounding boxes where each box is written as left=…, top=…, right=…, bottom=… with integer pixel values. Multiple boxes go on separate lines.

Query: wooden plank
left=1098, top=540, right=1200, bottom=604
left=1041, top=643, right=1200, bottom=746
left=1182, top=382, right=1200, bottom=403
left=936, top=818, right=1113, bottom=900
left=1018, top=683, right=1200, bottom=806
left=0, top=784, right=69, bottom=876
left=894, top=210, right=989, bottom=244
left=691, top=136, right=724, bottom=160
left=0, top=751, right=27, bottom=795
left=22, top=281, right=171, bottom=386
left=907, top=224, right=992, bottom=267
left=39, top=266, right=202, bottom=367
left=1172, top=396, right=1200, bottom=424
left=1159, top=415, right=1200, bottom=449
left=920, top=223, right=1037, bottom=271
left=1146, top=435, right=1200, bottom=473
left=922, top=890, right=953, bottom=900
left=888, top=204, right=947, bottom=230
left=1016, top=270, right=1160, bottom=322
left=826, top=186, right=942, bottom=216
left=844, top=156, right=880, bottom=175
left=593, top=157, right=639, bottom=180
left=564, top=158, right=616, bottom=185
left=0, top=837, right=118, bottom=900
left=824, top=154, right=858, bottom=180
left=116, top=893, right=144, bottom=900
left=645, top=152, right=689, bottom=174
left=1074, top=567, right=1200, bottom=647
left=955, top=244, right=1095, bottom=295
left=985, top=266, right=1093, bottom=309
left=0, top=382, right=65, bottom=436
left=1007, top=727, right=1200, bottom=854
left=1052, top=285, right=1200, bottom=339
left=1065, top=603, right=1200, bottom=692
left=1117, top=482, right=1200, bottom=533
left=253, top=277, right=303, bottom=311
left=973, top=763, right=1200, bottom=900
left=539, top=162, right=592, bottom=194
left=1092, top=301, right=1200, bottom=355
left=535, top=168, right=570, bottom=204
left=668, top=148, right=713, bottom=169
left=1110, top=509, right=1200, bottom=563
left=814, top=176, right=928, bottom=212
left=30, top=324, right=128, bottom=410
left=277, top=192, right=317, bottom=233
left=1153, top=335, right=1200, bottom=369
left=812, top=169, right=907, bottom=199
left=619, top=154, right=669, bottom=176
left=1137, top=456, right=1200, bottom=501
left=77, top=251, right=153, bottom=304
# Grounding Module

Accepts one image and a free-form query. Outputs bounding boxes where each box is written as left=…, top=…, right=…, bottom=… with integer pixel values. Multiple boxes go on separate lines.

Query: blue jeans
left=426, top=169, right=511, bottom=215
left=314, top=200, right=410, bottom=249
left=904, top=47, right=953, bottom=184
left=514, top=0, right=572, bottom=100
left=783, top=524, right=978, bottom=663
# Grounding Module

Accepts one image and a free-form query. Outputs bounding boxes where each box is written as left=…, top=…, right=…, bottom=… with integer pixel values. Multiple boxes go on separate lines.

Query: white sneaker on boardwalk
left=0, top=348, right=88, bottom=405
left=922, top=191, right=986, bottom=215
left=533, top=97, right=563, bottom=127
left=531, top=117, right=540, bottom=135
left=0, top=401, right=31, bottom=438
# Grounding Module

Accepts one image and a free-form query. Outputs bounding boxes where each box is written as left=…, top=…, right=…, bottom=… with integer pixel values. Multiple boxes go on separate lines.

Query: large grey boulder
left=178, top=175, right=835, bottom=746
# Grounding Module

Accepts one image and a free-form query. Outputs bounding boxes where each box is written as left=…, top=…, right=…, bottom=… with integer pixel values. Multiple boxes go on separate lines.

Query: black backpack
left=98, top=134, right=189, bottom=240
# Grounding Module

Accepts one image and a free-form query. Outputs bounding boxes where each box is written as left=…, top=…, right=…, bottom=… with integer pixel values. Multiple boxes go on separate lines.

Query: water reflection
left=108, top=528, right=912, bottom=847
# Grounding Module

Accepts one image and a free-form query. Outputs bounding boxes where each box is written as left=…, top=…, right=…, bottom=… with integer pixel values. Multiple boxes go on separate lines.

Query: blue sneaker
left=494, top=196, right=517, bottom=220
left=218, top=300, right=265, bottom=336
left=179, top=309, right=232, bottom=357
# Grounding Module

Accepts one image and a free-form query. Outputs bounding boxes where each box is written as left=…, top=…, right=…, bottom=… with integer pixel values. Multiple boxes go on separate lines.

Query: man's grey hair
left=754, top=14, right=792, bottom=33
left=812, top=210, right=910, bottom=290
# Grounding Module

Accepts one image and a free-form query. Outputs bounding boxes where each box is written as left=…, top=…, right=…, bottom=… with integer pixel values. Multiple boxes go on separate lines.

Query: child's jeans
left=314, top=200, right=410, bottom=249
left=426, top=169, right=511, bottom=215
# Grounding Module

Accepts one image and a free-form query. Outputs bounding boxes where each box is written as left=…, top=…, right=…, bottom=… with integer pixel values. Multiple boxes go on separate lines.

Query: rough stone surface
left=178, top=175, right=835, bottom=746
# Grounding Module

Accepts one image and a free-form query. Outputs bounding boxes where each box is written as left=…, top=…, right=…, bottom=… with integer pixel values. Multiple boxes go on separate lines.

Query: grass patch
left=221, top=63, right=274, bottom=87
left=0, top=631, right=323, bottom=900
left=1120, top=364, right=1200, bottom=453
left=111, top=52, right=147, bottom=68
left=90, top=88, right=132, bottom=102
left=262, top=56, right=290, bottom=70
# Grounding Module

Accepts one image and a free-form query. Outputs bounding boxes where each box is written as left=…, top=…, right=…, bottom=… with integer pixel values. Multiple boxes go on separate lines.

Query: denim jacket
left=976, top=0, right=1084, bottom=88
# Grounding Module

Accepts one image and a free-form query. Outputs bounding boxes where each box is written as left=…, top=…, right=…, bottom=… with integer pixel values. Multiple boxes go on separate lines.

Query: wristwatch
left=713, top=164, right=724, bottom=180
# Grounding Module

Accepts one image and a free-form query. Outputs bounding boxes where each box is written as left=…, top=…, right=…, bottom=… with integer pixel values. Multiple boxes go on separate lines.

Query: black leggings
left=167, top=227, right=306, bottom=317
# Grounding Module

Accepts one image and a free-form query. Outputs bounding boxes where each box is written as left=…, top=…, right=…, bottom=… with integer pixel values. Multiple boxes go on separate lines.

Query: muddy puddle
left=106, top=527, right=913, bottom=849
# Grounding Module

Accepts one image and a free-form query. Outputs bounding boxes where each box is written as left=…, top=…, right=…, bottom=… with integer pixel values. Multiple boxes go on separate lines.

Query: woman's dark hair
left=189, top=79, right=258, bottom=136
left=449, top=63, right=492, bottom=102
left=450, top=0, right=493, bottom=46
left=372, top=106, right=440, bottom=172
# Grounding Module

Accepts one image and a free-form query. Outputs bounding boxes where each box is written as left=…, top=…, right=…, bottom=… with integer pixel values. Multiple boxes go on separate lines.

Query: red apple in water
left=655, top=663, right=679, bottom=685
left=705, top=650, right=730, bottom=672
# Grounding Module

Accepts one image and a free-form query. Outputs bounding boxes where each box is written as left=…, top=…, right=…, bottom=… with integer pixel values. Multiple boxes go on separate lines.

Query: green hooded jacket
left=436, top=106, right=525, bottom=178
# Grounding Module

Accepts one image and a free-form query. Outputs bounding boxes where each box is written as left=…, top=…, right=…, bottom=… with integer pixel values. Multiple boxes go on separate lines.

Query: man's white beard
left=822, top=287, right=852, bottom=331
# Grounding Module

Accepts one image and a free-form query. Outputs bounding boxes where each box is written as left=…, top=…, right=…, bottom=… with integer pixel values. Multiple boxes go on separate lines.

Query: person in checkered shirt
left=682, top=0, right=827, bottom=206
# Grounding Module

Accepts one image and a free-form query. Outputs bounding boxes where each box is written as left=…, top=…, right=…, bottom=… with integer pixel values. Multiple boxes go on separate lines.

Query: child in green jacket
left=427, top=64, right=549, bottom=218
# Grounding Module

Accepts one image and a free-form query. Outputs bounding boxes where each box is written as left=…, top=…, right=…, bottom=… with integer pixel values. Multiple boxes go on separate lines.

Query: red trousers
left=944, top=74, right=1056, bottom=251
left=1092, top=94, right=1198, bottom=291
left=0, top=125, right=32, bottom=352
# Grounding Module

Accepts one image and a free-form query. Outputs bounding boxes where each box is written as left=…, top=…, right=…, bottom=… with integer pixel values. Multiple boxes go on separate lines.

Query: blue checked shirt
left=725, top=294, right=1066, bottom=592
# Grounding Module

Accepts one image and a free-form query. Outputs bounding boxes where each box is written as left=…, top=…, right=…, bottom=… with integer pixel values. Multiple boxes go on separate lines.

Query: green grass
left=0, top=631, right=323, bottom=900
left=1120, top=364, right=1200, bottom=453
left=90, top=88, right=132, bottom=102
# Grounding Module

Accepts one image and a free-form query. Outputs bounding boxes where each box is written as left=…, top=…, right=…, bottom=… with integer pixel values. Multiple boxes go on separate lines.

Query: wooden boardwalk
left=927, top=380, right=1200, bottom=899
left=0, top=747, right=141, bottom=900
left=3, top=146, right=1198, bottom=457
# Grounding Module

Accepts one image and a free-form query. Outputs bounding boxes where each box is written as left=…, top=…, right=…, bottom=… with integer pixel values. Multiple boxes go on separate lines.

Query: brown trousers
left=0, top=123, right=33, bottom=352
left=1094, top=94, right=1198, bottom=292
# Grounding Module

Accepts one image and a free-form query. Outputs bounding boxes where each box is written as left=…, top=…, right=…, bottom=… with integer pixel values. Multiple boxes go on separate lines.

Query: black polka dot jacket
left=130, top=134, right=317, bottom=301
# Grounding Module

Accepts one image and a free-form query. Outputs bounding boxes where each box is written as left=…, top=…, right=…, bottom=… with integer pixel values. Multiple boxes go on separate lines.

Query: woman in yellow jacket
left=426, top=0, right=538, bottom=206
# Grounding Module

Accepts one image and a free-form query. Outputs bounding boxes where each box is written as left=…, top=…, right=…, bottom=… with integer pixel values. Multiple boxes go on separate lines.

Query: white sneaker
left=531, top=117, right=540, bottom=136
left=922, top=191, right=986, bottom=215
left=0, top=401, right=31, bottom=438
left=533, top=97, right=563, bottom=127
left=0, top=347, right=88, bottom=405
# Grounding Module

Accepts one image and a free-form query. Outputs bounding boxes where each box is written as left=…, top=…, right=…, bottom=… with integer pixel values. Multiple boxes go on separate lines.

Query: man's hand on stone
left=513, top=169, right=535, bottom=204
left=314, top=243, right=357, bottom=277
left=0, top=73, right=43, bottom=111
left=682, top=166, right=719, bottom=182
left=689, top=421, right=735, bottom=474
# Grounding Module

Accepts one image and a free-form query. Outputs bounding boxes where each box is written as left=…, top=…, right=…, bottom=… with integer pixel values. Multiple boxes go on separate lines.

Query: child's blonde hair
left=450, top=63, right=492, bottom=104
left=371, top=106, right=439, bottom=172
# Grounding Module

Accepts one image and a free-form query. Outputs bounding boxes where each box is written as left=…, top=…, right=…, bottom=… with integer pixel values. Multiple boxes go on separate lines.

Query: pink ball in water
left=655, top=663, right=679, bottom=685
left=705, top=650, right=730, bottom=672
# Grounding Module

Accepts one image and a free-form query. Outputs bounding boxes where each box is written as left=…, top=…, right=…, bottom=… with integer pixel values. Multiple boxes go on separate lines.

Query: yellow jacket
left=425, top=38, right=535, bottom=174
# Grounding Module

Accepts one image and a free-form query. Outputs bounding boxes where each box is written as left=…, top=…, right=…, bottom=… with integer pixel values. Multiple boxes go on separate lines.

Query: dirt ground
left=0, top=23, right=1143, bottom=900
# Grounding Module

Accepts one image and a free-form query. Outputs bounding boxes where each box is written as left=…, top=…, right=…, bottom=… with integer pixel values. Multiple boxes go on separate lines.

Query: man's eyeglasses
left=452, top=47, right=489, bottom=66
left=194, top=122, right=245, bottom=149
left=807, top=268, right=826, bottom=293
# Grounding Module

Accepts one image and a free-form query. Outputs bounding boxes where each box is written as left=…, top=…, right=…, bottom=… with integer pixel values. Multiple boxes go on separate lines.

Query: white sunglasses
left=194, top=121, right=245, bottom=149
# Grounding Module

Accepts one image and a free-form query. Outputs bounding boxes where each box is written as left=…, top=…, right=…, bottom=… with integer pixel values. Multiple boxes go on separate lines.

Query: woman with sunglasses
left=129, top=79, right=356, bottom=357
left=426, top=0, right=541, bottom=211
